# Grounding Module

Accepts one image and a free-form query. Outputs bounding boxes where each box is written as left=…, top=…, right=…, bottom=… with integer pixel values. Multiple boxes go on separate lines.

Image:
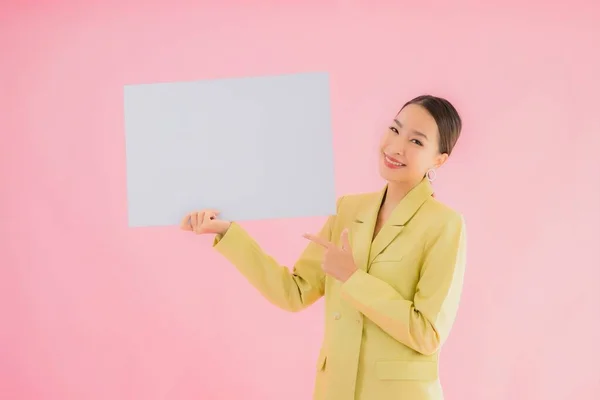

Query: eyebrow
left=394, top=119, right=429, bottom=140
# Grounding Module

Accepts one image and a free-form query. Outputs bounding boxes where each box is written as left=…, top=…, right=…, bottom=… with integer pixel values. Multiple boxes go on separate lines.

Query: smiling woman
left=182, top=94, right=466, bottom=400
left=379, top=95, right=462, bottom=201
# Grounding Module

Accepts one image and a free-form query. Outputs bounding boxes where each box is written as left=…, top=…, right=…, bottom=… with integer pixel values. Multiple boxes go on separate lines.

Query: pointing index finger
left=340, top=229, right=352, bottom=250
left=302, top=233, right=332, bottom=249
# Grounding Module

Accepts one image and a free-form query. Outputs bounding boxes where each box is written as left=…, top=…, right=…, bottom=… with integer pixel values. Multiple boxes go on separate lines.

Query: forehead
left=396, top=104, right=439, bottom=139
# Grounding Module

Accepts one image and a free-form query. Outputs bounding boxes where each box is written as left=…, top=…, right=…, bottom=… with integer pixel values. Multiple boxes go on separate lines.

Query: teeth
left=386, top=156, right=403, bottom=166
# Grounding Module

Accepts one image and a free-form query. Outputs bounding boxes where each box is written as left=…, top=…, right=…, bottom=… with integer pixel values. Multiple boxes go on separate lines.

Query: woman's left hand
left=302, top=229, right=358, bottom=282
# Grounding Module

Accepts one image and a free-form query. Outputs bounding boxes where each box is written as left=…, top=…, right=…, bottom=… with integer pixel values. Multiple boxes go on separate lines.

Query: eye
left=389, top=126, right=399, bottom=134
left=411, top=139, right=423, bottom=146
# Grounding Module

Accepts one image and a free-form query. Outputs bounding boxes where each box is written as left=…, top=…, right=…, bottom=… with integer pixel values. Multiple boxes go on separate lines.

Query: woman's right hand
left=180, top=209, right=231, bottom=235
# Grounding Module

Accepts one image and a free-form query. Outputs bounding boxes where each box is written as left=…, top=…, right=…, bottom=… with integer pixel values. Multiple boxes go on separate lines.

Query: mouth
left=383, top=154, right=406, bottom=169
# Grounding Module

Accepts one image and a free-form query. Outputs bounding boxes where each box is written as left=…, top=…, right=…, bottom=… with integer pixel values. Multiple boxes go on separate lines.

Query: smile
left=384, top=155, right=405, bottom=168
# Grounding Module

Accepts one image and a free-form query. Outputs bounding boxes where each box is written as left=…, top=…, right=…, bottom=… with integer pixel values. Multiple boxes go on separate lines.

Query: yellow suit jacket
left=213, top=177, right=467, bottom=400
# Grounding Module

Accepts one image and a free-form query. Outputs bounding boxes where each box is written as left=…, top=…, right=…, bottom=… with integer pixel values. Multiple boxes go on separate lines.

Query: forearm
left=213, top=222, right=324, bottom=312
left=341, top=269, right=441, bottom=355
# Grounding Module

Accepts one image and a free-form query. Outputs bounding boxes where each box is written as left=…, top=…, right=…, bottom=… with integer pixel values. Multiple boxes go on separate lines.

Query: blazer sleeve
left=211, top=197, right=344, bottom=313
left=340, top=213, right=467, bottom=355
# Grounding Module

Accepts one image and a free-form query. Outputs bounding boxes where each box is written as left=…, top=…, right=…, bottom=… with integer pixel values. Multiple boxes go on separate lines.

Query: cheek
left=405, top=148, right=430, bottom=169
left=379, top=134, right=389, bottom=150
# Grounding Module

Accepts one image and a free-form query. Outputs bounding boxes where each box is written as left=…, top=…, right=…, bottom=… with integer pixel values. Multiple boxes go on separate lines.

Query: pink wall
left=2, top=2, right=599, bottom=399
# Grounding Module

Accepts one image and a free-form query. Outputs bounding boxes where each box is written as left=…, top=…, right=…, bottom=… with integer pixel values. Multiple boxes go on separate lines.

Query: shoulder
left=336, top=191, right=377, bottom=205
left=420, top=197, right=466, bottom=237
left=423, top=197, right=463, bottom=222
left=334, top=191, right=379, bottom=214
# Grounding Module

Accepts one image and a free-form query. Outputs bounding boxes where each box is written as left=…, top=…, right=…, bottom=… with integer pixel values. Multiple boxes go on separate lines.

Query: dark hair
left=401, top=95, right=462, bottom=156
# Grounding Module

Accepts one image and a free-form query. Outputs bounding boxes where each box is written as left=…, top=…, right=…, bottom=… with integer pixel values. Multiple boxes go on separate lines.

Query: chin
left=378, top=164, right=401, bottom=182
left=378, top=168, right=391, bottom=181
left=378, top=160, right=415, bottom=184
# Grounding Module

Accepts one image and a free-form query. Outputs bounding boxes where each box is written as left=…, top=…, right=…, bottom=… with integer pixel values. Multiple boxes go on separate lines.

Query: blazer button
left=333, top=312, right=341, bottom=320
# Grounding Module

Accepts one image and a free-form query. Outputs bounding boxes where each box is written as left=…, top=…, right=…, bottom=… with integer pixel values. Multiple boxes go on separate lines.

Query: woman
left=181, top=95, right=466, bottom=400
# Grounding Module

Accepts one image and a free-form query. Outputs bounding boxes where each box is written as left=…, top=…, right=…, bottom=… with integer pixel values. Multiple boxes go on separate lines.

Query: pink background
left=2, top=1, right=599, bottom=399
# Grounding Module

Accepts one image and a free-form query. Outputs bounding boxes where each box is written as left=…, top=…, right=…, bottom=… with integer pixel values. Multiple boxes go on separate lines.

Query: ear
left=434, top=152, right=449, bottom=169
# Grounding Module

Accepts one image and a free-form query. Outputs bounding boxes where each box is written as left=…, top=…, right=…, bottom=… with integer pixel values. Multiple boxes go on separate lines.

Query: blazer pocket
left=375, top=361, right=438, bottom=381
left=371, top=249, right=405, bottom=264
left=371, top=256, right=404, bottom=265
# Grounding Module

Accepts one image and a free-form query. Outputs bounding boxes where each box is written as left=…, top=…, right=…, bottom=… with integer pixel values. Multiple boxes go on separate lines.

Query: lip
left=385, top=154, right=403, bottom=164
left=383, top=154, right=406, bottom=169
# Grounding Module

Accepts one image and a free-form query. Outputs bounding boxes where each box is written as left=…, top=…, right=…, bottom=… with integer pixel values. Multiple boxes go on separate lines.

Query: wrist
left=218, top=221, right=232, bottom=236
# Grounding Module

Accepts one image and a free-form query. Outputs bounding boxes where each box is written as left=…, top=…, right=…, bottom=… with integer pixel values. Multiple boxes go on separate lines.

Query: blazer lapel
left=351, top=187, right=386, bottom=271
left=368, top=178, right=434, bottom=266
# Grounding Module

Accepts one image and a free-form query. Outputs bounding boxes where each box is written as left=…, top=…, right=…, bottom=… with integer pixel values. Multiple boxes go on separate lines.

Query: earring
left=426, top=168, right=437, bottom=182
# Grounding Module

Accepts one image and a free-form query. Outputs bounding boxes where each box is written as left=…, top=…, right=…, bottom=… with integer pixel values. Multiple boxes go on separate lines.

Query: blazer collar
left=352, top=177, right=434, bottom=268
left=355, top=177, right=434, bottom=225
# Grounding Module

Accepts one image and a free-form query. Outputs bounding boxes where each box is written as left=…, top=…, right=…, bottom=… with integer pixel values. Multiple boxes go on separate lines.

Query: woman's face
left=378, top=104, right=448, bottom=186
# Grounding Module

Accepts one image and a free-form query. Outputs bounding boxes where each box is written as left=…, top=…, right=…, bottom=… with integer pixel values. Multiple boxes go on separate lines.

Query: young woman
left=181, top=95, right=466, bottom=400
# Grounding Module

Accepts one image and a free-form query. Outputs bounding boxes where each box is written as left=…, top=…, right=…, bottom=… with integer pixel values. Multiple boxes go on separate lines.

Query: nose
left=386, top=139, right=405, bottom=156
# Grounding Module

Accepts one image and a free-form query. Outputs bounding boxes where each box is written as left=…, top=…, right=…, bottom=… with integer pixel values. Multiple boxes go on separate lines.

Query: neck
left=383, top=180, right=419, bottom=207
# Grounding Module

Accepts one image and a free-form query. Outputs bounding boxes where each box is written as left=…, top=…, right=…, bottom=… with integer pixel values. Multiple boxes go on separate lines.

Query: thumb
left=340, top=229, right=351, bottom=251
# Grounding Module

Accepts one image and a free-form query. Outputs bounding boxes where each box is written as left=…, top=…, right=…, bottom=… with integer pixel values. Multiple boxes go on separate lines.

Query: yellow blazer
left=213, top=177, right=467, bottom=400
